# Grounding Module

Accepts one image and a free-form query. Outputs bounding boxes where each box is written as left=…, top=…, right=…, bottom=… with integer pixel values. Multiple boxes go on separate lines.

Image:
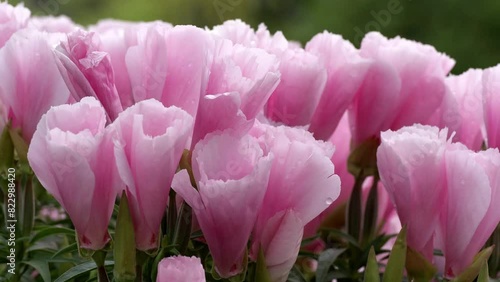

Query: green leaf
left=51, top=243, right=78, bottom=259
left=30, top=227, right=75, bottom=244
left=23, top=260, right=51, bottom=282
left=452, top=246, right=494, bottom=282
left=113, top=192, right=136, bottom=282
left=406, top=246, right=437, bottom=282
left=364, top=247, right=380, bottom=282
left=316, top=248, right=346, bottom=282
left=54, top=261, right=114, bottom=282
left=22, top=176, right=35, bottom=238
left=287, top=265, right=308, bottom=282
left=477, top=260, right=489, bottom=282
left=255, top=248, right=272, bottom=282
left=320, top=228, right=361, bottom=248
left=0, top=124, right=14, bottom=173
left=8, top=126, right=29, bottom=164
left=382, top=226, right=407, bottom=282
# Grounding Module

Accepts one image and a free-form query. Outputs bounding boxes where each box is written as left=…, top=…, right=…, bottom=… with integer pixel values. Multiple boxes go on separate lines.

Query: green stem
left=92, top=250, right=109, bottom=282
left=347, top=170, right=366, bottom=242
left=362, top=176, right=379, bottom=246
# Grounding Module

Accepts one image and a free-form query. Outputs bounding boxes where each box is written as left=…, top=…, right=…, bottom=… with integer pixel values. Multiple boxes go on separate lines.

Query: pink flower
left=444, top=69, right=484, bottom=150
left=264, top=48, right=327, bottom=126
left=156, top=256, right=206, bottom=282
left=110, top=99, right=194, bottom=251
left=438, top=146, right=500, bottom=277
left=192, top=38, right=280, bottom=145
left=172, top=131, right=272, bottom=278
left=0, top=2, right=30, bottom=48
left=55, top=29, right=123, bottom=121
left=304, top=114, right=353, bottom=238
left=125, top=25, right=212, bottom=120
left=377, top=124, right=500, bottom=276
left=211, top=20, right=289, bottom=53
left=350, top=32, right=455, bottom=145
left=250, top=123, right=341, bottom=282
left=90, top=21, right=172, bottom=109
left=306, top=32, right=371, bottom=141
left=0, top=29, right=70, bottom=142
left=27, top=97, right=122, bottom=250
left=28, top=15, right=80, bottom=33
left=377, top=125, right=448, bottom=261
left=483, top=64, right=500, bottom=149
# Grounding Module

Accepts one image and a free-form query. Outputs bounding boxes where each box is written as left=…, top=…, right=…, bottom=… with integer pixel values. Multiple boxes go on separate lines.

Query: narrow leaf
left=452, top=246, right=494, bottom=282
left=364, top=247, right=380, bottom=282
left=382, top=226, right=407, bottom=282
left=477, top=260, right=489, bottom=282
left=30, top=227, right=75, bottom=243
left=23, top=260, right=51, bottom=282
left=406, top=246, right=437, bottom=282
left=113, top=192, right=136, bottom=282
left=255, top=248, right=272, bottom=282
left=54, top=261, right=114, bottom=282
left=316, top=248, right=346, bottom=282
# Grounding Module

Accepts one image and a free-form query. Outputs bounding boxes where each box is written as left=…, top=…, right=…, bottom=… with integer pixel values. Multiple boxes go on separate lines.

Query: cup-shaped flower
left=250, top=123, right=341, bottom=282
left=156, top=256, right=206, bottom=282
left=125, top=25, right=212, bottom=121
left=0, top=2, right=29, bottom=48
left=443, top=69, right=484, bottom=150
left=350, top=32, right=455, bottom=145
left=438, top=145, right=500, bottom=276
left=172, top=131, right=272, bottom=278
left=265, top=48, right=327, bottom=126
left=28, top=15, right=80, bottom=33
left=377, top=125, right=448, bottom=260
left=110, top=99, right=194, bottom=251
left=27, top=97, right=121, bottom=250
left=304, top=114, right=353, bottom=238
left=483, top=64, right=500, bottom=149
left=378, top=124, right=500, bottom=276
left=306, top=32, right=371, bottom=141
left=0, top=29, right=71, bottom=142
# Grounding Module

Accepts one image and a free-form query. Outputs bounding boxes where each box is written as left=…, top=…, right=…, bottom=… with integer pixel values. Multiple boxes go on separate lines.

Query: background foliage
left=8, top=0, right=500, bottom=74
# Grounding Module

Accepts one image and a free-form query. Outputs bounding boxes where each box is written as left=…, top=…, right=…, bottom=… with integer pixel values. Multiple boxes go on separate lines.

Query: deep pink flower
left=156, top=256, right=206, bottom=282
left=28, top=97, right=122, bottom=250
left=55, top=29, right=123, bottom=121
left=110, top=99, right=194, bottom=251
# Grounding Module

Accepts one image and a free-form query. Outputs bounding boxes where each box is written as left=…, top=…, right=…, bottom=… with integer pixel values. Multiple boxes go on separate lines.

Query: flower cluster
left=1, top=2, right=500, bottom=282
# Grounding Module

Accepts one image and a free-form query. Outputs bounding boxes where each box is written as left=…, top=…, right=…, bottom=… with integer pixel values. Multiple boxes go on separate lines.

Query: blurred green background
left=11, top=0, right=500, bottom=74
